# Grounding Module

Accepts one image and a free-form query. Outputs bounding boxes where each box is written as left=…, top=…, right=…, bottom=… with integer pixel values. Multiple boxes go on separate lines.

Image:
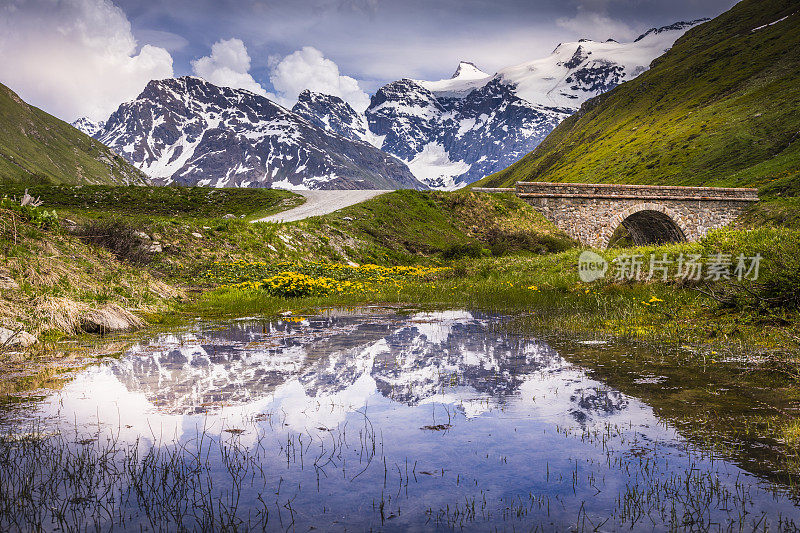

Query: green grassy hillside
left=0, top=82, right=147, bottom=185
left=476, top=0, right=800, bottom=196
left=0, top=184, right=303, bottom=221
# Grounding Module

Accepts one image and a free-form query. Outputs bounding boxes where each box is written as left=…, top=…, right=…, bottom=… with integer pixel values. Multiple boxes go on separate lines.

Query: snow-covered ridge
left=417, top=61, right=492, bottom=99
left=82, top=76, right=425, bottom=190
left=299, top=19, right=706, bottom=189
left=496, top=19, right=709, bottom=108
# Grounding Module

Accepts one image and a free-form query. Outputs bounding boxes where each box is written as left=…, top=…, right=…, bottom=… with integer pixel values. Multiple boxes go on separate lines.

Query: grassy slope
left=70, top=189, right=575, bottom=277
left=0, top=186, right=297, bottom=338
left=0, top=188, right=572, bottom=334
left=0, top=184, right=304, bottom=221
left=476, top=0, right=800, bottom=194
left=0, top=82, right=147, bottom=185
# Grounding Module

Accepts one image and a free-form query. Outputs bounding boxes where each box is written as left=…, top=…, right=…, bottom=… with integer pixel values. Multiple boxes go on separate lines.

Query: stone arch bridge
left=475, top=182, right=758, bottom=248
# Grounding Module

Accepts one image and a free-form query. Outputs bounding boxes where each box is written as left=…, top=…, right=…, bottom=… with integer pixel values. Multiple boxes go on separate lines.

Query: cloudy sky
left=0, top=0, right=737, bottom=122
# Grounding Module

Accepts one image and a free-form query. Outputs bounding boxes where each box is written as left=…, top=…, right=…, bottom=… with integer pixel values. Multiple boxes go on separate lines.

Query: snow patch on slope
left=405, top=143, right=470, bottom=191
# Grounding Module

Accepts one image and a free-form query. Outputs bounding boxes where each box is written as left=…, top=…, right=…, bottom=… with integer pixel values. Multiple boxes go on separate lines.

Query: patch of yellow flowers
left=206, top=261, right=449, bottom=298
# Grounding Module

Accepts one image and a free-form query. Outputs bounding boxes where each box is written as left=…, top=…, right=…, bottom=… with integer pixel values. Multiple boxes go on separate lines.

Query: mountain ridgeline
left=71, top=19, right=703, bottom=190
left=90, top=77, right=424, bottom=190
left=0, top=82, right=146, bottom=186
left=284, top=21, right=706, bottom=190
left=477, top=0, right=800, bottom=194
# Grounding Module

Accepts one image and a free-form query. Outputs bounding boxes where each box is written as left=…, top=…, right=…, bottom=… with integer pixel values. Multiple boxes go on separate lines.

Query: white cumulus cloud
left=0, top=0, right=174, bottom=122
left=191, top=38, right=268, bottom=97
left=269, top=47, right=370, bottom=112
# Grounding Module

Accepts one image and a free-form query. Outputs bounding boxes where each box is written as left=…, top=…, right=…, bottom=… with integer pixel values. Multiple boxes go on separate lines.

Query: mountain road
left=253, top=190, right=392, bottom=223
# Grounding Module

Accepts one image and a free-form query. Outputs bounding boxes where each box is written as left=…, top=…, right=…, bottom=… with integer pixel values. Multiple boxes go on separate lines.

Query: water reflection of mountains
left=113, top=312, right=627, bottom=421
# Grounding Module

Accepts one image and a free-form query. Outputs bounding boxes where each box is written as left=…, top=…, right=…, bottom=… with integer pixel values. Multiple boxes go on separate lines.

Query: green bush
left=484, top=227, right=574, bottom=256
left=0, top=196, right=58, bottom=229
left=700, top=228, right=800, bottom=313
left=75, top=218, right=150, bottom=264
left=441, top=243, right=486, bottom=260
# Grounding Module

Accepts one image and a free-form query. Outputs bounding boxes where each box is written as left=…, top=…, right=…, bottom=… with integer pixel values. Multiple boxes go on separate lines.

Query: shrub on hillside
left=0, top=195, right=58, bottom=229
left=76, top=219, right=150, bottom=264
left=699, top=228, right=800, bottom=314
left=441, top=243, right=487, bottom=260
left=484, top=227, right=574, bottom=256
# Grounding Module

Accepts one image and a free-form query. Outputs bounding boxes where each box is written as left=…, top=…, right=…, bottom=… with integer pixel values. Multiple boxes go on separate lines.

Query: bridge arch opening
left=606, top=206, right=687, bottom=248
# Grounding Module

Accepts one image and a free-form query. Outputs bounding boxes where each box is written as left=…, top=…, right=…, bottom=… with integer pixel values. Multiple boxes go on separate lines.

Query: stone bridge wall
left=512, top=182, right=758, bottom=248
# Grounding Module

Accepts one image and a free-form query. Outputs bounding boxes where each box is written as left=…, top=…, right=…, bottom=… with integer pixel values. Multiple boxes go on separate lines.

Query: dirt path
left=253, top=190, right=392, bottom=223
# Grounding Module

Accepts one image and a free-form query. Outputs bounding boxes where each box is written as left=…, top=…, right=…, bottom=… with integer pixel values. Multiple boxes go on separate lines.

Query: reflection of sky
left=9, top=309, right=798, bottom=530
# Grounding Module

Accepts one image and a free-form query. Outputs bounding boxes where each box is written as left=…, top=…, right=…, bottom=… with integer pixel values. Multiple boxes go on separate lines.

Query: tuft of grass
left=783, top=422, right=800, bottom=448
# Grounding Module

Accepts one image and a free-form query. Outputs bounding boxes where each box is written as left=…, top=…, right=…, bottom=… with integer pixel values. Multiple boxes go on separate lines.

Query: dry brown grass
left=32, top=296, right=87, bottom=335
left=0, top=218, right=184, bottom=342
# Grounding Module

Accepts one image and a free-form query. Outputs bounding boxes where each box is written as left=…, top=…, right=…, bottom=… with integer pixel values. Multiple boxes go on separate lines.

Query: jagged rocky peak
left=93, top=75, right=425, bottom=190
left=366, top=79, right=446, bottom=161
left=369, top=78, right=443, bottom=110
left=291, top=90, right=370, bottom=143
left=71, top=117, right=105, bottom=137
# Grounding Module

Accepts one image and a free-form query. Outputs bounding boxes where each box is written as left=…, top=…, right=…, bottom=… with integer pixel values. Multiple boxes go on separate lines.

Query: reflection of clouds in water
left=409, top=310, right=477, bottom=345
left=32, top=309, right=646, bottom=444
left=268, top=373, right=378, bottom=430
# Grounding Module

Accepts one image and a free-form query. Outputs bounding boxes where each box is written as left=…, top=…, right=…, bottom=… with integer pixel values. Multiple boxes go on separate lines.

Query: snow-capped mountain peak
left=71, top=117, right=106, bottom=137
left=417, top=62, right=492, bottom=100
left=451, top=61, right=489, bottom=80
